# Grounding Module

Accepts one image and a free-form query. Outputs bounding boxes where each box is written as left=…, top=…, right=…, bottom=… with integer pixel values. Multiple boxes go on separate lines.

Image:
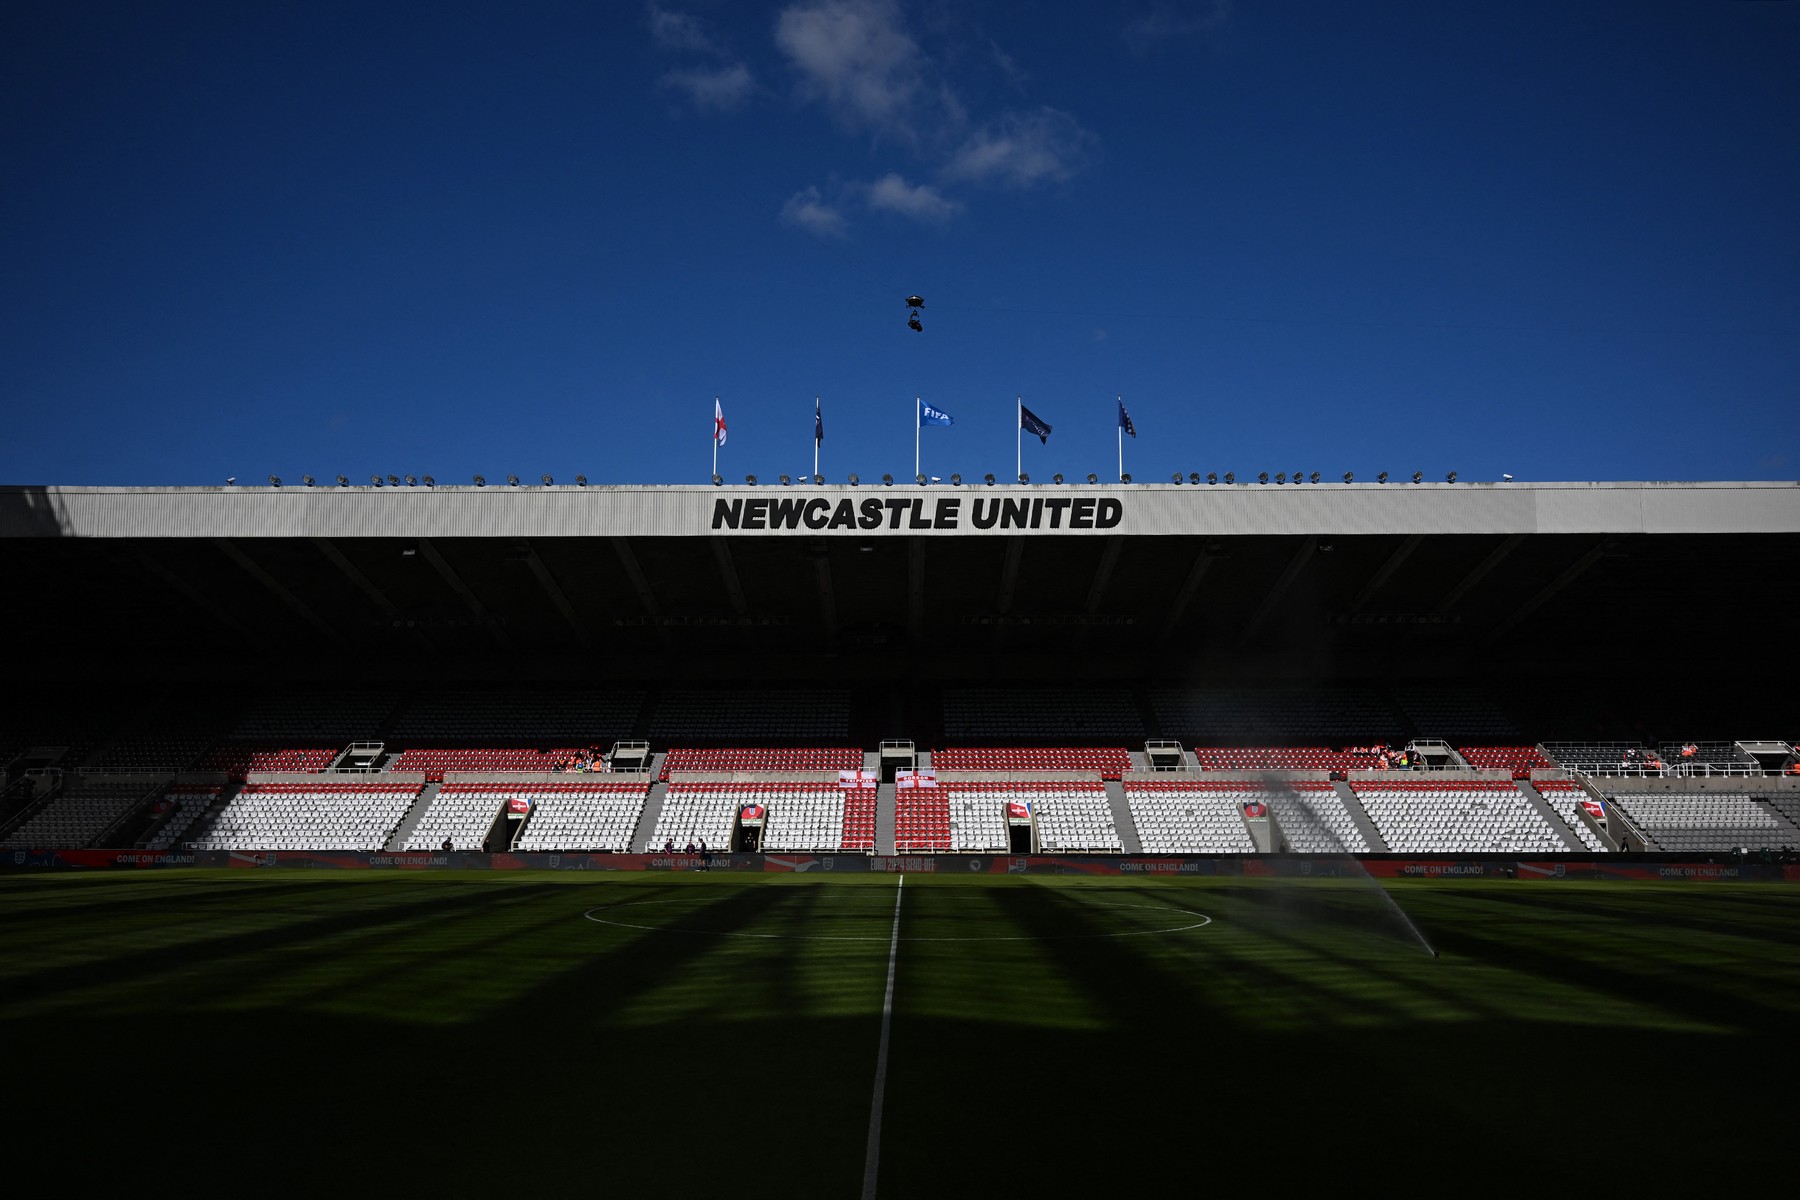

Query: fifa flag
left=1118, top=400, right=1136, bottom=438
left=713, top=397, right=727, bottom=447
left=919, top=399, right=954, bottom=427
left=1020, top=404, right=1052, bottom=443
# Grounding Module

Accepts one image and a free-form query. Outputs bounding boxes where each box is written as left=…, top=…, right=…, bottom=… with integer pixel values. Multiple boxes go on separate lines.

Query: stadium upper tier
left=2, top=483, right=1796, bottom=709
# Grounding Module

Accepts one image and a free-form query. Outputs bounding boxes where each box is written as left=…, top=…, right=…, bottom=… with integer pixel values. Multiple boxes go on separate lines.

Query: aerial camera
left=905, top=295, right=924, bottom=332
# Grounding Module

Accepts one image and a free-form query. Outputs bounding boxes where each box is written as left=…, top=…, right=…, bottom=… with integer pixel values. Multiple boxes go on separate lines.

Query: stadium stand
left=941, top=686, right=1144, bottom=741
left=191, top=745, right=338, bottom=777
left=1352, top=779, right=1570, bottom=854
left=187, top=782, right=421, bottom=851
left=659, top=746, right=862, bottom=779
left=1601, top=792, right=1799, bottom=853
left=227, top=690, right=405, bottom=741
left=1530, top=780, right=1609, bottom=851
left=140, top=784, right=220, bottom=850
left=1151, top=686, right=1404, bottom=743
left=1021, top=781, right=1123, bottom=853
left=931, top=746, right=1132, bottom=779
left=894, top=775, right=951, bottom=853
left=1123, top=780, right=1258, bottom=854
left=389, top=747, right=590, bottom=780
left=1264, top=780, right=1371, bottom=853
left=1457, top=745, right=1552, bottom=775
left=650, top=783, right=742, bottom=853
left=388, top=688, right=644, bottom=743
left=0, top=778, right=159, bottom=849
left=494, top=781, right=650, bottom=852
left=648, top=688, right=849, bottom=742
left=1192, top=745, right=1407, bottom=772
left=1390, top=686, right=1522, bottom=741
left=758, top=782, right=854, bottom=853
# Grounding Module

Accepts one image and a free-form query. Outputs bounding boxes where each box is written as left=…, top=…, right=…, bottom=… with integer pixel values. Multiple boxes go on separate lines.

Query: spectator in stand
left=663, top=837, right=676, bottom=854
left=441, top=838, right=453, bottom=852
left=684, top=838, right=697, bottom=856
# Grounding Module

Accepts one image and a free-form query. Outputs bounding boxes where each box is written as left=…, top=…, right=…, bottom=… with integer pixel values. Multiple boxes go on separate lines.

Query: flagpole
left=1016, top=396, right=1022, bottom=480
left=915, top=397, right=921, bottom=479
left=1118, top=394, right=1124, bottom=482
left=813, top=396, right=820, bottom=479
left=713, top=395, right=719, bottom=478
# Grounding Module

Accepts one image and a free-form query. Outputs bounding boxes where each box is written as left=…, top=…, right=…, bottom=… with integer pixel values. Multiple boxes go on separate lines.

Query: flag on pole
left=814, top=397, right=823, bottom=444
left=713, top=398, right=727, bottom=446
left=919, top=399, right=955, bottom=426
left=1020, top=404, right=1052, bottom=443
left=1118, top=400, right=1136, bottom=438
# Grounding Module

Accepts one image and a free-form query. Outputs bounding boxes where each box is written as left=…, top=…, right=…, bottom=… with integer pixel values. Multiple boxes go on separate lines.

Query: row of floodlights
left=256, top=474, right=590, bottom=487
left=710, top=470, right=1473, bottom=486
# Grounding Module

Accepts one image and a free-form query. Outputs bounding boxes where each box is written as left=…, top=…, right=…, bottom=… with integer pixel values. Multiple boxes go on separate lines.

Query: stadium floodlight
left=1189, top=472, right=1201, bottom=484
left=1120, top=472, right=1132, bottom=484
left=541, top=474, right=553, bottom=486
left=336, top=475, right=349, bottom=486
left=1054, top=473, right=1064, bottom=484
left=387, top=475, right=400, bottom=486
left=984, top=473, right=996, bottom=485
left=507, top=474, right=520, bottom=486
left=473, top=474, right=485, bottom=486
left=1086, top=473, right=1098, bottom=484
left=268, top=475, right=280, bottom=487
left=745, top=474, right=757, bottom=485
left=711, top=473, right=722, bottom=485
left=882, top=473, right=893, bottom=485
left=302, top=475, right=315, bottom=486
left=422, top=475, right=435, bottom=486
left=1310, top=471, right=1321, bottom=484
left=1411, top=471, right=1423, bottom=483
left=1343, top=471, right=1353, bottom=483
left=848, top=473, right=859, bottom=485
left=1275, top=472, right=1286, bottom=484
left=950, top=473, right=962, bottom=485
left=1376, top=471, right=1388, bottom=483
left=1446, top=470, right=1457, bottom=483
left=1502, top=473, right=1513, bottom=482
left=813, top=473, right=824, bottom=485
left=1258, top=472, right=1269, bottom=484
left=370, top=475, right=382, bottom=486
left=779, top=474, right=791, bottom=485
left=917, top=473, right=928, bottom=485
left=1206, top=473, right=1217, bottom=485
left=574, top=474, right=585, bottom=486
left=1170, top=472, right=1181, bottom=484
left=1019, top=473, right=1030, bottom=484
left=1223, top=472, right=1234, bottom=484
left=226, top=477, right=236, bottom=485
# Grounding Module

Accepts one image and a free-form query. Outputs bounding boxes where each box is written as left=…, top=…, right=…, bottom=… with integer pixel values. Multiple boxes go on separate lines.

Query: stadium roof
left=5, top=482, right=1797, bottom=722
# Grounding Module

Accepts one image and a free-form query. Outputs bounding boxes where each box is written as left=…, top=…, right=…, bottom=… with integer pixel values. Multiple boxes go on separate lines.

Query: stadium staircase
left=875, top=780, right=896, bottom=856
left=1513, top=779, right=1587, bottom=852
left=1103, top=780, right=1143, bottom=853
left=631, top=769, right=669, bottom=852
left=1330, top=780, right=1389, bottom=851
left=387, top=781, right=441, bottom=851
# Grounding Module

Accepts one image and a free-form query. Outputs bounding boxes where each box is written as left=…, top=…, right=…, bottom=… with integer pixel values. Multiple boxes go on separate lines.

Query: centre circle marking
left=582, top=897, right=1212, bottom=941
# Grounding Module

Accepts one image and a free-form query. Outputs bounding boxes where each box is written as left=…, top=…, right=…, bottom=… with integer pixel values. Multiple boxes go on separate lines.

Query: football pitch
left=4, top=871, right=1796, bottom=1195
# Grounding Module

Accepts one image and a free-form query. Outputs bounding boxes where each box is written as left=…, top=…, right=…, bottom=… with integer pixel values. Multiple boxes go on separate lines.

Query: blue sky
left=4, top=1, right=1797, bottom=488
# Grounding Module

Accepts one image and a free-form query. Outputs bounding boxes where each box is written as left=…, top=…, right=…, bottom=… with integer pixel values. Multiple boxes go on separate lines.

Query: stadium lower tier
left=7, top=764, right=1798, bottom=856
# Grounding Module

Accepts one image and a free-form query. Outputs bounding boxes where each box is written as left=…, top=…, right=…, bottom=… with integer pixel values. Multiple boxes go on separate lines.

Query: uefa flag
left=713, top=398, right=727, bottom=447
left=1118, top=400, right=1136, bottom=438
left=1020, top=404, right=1052, bottom=444
left=919, top=399, right=954, bottom=427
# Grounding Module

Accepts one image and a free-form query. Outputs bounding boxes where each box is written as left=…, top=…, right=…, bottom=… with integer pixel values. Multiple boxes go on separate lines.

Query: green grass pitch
left=3, top=871, right=1795, bottom=1195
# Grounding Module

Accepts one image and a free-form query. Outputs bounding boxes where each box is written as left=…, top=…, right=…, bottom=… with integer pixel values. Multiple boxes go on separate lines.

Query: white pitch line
left=861, top=874, right=904, bottom=1200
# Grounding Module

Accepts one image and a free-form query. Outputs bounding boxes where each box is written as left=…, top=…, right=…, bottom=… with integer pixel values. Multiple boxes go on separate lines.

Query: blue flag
left=1118, top=400, right=1136, bottom=438
left=919, top=399, right=954, bottom=427
left=1020, top=404, right=1052, bottom=443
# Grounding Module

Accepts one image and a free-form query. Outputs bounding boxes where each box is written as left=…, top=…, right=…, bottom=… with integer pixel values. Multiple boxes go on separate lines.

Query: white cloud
left=1123, top=1, right=1233, bottom=54
left=775, top=0, right=926, bottom=137
left=865, top=173, right=961, bottom=222
left=660, top=64, right=756, bottom=111
left=780, top=187, right=851, bottom=238
left=942, top=108, right=1098, bottom=189
left=647, top=3, right=725, bottom=56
